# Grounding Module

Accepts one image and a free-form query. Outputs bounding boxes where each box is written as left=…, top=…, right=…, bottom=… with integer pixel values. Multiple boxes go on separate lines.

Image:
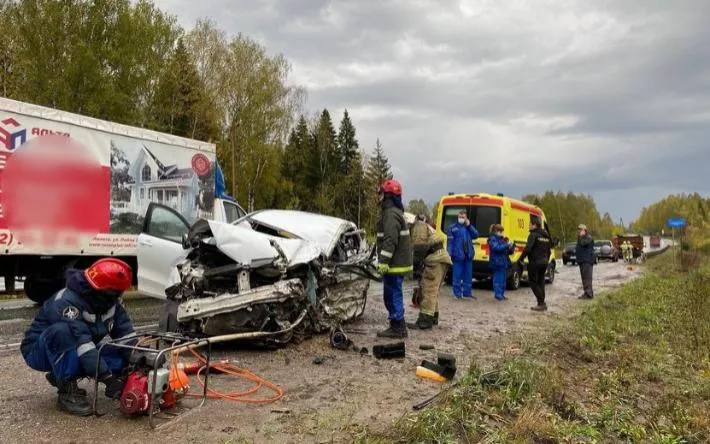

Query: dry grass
left=363, top=250, right=710, bottom=444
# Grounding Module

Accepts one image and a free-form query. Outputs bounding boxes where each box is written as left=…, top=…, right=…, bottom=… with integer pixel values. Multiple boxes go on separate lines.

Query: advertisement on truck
left=0, top=97, right=240, bottom=303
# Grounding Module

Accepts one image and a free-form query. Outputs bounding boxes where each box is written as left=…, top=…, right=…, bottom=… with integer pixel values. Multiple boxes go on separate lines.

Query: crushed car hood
left=207, top=220, right=322, bottom=267
left=235, top=210, right=360, bottom=257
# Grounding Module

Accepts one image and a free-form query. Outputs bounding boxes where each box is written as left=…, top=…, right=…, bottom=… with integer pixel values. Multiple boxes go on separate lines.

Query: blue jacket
left=488, top=234, right=515, bottom=270
left=21, top=270, right=135, bottom=378
left=576, top=233, right=595, bottom=265
left=447, top=222, right=479, bottom=262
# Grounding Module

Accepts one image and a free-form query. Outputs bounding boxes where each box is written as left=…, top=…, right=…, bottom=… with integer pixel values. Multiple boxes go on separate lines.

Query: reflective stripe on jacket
left=377, top=202, right=413, bottom=274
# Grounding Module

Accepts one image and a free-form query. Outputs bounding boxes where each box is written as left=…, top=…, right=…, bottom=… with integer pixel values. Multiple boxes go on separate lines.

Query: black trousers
left=579, top=263, right=594, bottom=297
left=527, top=263, right=547, bottom=306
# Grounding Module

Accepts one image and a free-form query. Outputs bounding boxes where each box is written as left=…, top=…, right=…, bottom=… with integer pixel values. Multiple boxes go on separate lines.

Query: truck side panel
left=0, top=99, right=217, bottom=257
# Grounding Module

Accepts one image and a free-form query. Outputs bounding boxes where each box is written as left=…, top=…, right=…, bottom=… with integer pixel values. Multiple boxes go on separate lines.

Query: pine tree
left=337, top=109, right=359, bottom=175
left=365, top=138, right=393, bottom=186
left=362, top=138, right=393, bottom=234
left=152, top=38, right=218, bottom=141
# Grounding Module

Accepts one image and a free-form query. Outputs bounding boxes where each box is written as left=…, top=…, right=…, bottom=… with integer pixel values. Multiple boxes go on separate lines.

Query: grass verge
left=362, top=252, right=710, bottom=443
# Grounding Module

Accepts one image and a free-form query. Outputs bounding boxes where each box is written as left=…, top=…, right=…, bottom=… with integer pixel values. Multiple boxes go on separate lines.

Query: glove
left=100, top=373, right=125, bottom=399
left=377, top=263, right=390, bottom=274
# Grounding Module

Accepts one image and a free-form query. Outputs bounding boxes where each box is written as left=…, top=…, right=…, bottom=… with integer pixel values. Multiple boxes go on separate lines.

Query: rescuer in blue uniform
left=447, top=210, right=479, bottom=299
left=21, top=258, right=136, bottom=416
left=487, top=224, right=516, bottom=301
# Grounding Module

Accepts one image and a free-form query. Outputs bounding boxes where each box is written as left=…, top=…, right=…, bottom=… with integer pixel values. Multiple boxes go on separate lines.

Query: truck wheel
left=506, top=265, right=521, bottom=291
left=3, top=274, right=15, bottom=293
left=24, top=277, right=64, bottom=305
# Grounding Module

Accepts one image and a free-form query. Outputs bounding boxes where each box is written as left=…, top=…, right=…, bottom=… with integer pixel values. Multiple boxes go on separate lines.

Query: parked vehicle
left=0, top=97, right=245, bottom=303
left=562, top=241, right=600, bottom=265
left=138, top=204, right=376, bottom=341
left=562, top=242, right=577, bottom=265
left=434, top=193, right=558, bottom=290
left=594, top=240, right=619, bottom=262
left=650, top=235, right=662, bottom=248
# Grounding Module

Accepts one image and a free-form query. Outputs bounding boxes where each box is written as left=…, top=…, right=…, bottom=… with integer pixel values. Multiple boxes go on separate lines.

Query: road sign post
left=667, top=218, right=687, bottom=270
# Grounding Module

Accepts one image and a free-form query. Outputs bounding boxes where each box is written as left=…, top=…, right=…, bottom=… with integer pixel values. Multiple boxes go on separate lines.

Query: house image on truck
left=123, top=143, right=200, bottom=221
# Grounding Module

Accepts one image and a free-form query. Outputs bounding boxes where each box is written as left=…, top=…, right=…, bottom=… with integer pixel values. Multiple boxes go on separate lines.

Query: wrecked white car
left=136, top=203, right=377, bottom=344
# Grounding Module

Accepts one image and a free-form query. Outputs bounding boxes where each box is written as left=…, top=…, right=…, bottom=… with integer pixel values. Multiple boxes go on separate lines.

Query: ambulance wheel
left=545, top=261, right=556, bottom=284
left=506, top=266, right=521, bottom=291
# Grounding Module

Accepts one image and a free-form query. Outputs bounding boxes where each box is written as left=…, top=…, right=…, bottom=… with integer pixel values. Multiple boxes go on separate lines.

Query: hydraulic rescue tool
left=92, top=332, right=211, bottom=429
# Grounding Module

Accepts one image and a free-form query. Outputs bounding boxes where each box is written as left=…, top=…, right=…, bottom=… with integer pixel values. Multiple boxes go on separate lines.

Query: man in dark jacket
left=576, top=224, right=595, bottom=299
left=518, top=221, right=552, bottom=311
left=446, top=210, right=479, bottom=299
left=21, top=258, right=136, bottom=416
left=376, top=179, right=414, bottom=338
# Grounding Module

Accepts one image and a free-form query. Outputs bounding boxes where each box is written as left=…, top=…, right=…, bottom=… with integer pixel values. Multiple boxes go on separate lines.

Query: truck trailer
left=0, top=97, right=245, bottom=303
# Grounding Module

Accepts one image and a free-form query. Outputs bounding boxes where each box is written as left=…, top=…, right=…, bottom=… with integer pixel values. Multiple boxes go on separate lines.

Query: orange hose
left=170, top=348, right=284, bottom=405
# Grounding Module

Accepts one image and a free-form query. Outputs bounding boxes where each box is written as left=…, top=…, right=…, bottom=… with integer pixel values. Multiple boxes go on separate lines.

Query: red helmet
left=379, top=179, right=402, bottom=196
left=84, top=258, right=133, bottom=292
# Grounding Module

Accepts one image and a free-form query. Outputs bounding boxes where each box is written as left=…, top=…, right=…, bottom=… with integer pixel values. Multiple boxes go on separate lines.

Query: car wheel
left=562, top=259, right=568, bottom=266
left=506, top=265, right=521, bottom=291
left=571, top=260, right=576, bottom=266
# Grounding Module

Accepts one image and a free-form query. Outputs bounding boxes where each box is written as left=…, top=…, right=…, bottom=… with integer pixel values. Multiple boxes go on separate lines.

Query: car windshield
left=565, top=243, right=576, bottom=249
left=595, top=241, right=612, bottom=247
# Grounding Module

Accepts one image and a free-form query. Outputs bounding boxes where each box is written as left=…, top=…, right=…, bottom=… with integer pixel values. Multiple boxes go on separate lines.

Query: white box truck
left=0, top=97, right=246, bottom=303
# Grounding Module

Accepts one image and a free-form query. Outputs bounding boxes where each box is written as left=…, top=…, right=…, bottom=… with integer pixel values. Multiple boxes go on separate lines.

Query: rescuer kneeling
left=20, top=258, right=136, bottom=416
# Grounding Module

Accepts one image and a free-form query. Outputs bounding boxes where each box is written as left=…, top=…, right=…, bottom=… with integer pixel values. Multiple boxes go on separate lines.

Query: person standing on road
left=576, top=224, right=595, bottom=299
left=517, top=220, right=552, bottom=311
left=447, top=210, right=479, bottom=299
left=408, top=214, right=452, bottom=330
left=20, top=258, right=136, bottom=416
left=487, top=224, right=516, bottom=301
left=376, top=179, right=413, bottom=338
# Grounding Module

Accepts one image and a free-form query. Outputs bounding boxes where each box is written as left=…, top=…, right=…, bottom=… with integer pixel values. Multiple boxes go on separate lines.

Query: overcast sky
left=155, top=0, right=710, bottom=223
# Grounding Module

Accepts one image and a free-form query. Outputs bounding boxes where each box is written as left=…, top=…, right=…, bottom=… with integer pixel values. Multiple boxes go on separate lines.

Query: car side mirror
left=181, top=233, right=190, bottom=249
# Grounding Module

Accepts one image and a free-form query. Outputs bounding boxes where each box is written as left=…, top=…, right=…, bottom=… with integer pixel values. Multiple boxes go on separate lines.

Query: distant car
left=562, top=241, right=599, bottom=265
left=562, top=242, right=577, bottom=265
left=594, top=240, right=619, bottom=262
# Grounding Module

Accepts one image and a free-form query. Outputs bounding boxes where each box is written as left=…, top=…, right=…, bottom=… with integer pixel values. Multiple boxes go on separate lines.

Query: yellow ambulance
left=434, top=193, right=558, bottom=290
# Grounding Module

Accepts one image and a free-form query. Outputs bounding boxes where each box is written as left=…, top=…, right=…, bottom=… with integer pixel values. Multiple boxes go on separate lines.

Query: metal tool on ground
left=91, top=314, right=307, bottom=428
left=373, top=342, right=406, bottom=359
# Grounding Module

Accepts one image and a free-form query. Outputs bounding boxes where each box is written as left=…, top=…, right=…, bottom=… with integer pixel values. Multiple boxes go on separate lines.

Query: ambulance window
left=472, top=206, right=501, bottom=237
left=441, top=206, right=467, bottom=231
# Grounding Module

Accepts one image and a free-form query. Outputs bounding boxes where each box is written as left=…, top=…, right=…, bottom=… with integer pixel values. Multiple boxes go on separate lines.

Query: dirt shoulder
left=0, top=262, right=641, bottom=444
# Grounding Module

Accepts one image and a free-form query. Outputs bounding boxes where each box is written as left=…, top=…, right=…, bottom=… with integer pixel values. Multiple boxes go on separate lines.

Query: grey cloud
left=154, top=0, right=710, bottom=221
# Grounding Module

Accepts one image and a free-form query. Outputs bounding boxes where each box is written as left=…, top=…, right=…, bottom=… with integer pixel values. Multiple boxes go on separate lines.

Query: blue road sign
left=667, top=218, right=686, bottom=228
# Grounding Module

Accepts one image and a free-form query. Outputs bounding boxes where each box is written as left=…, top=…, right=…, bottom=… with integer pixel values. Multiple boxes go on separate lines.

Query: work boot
left=56, top=380, right=93, bottom=417
left=531, top=304, right=548, bottom=312
left=46, top=373, right=87, bottom=396
left=433, top=312, right=439, bottom=326
left=577, top=295, right=593, bottom=300
left=377, top=320, right=408, bottom=338
left=407, top=313, right=434, bottom=330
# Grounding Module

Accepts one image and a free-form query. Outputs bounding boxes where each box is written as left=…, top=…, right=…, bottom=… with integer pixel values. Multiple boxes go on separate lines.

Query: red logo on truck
left=191, top=153, right=211, bottom=177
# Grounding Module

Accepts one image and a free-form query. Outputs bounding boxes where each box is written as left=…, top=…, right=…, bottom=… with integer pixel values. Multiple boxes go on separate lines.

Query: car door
left=222, top=200, right=247, bottom=223
left=137, top=203, right=191, bottom=299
